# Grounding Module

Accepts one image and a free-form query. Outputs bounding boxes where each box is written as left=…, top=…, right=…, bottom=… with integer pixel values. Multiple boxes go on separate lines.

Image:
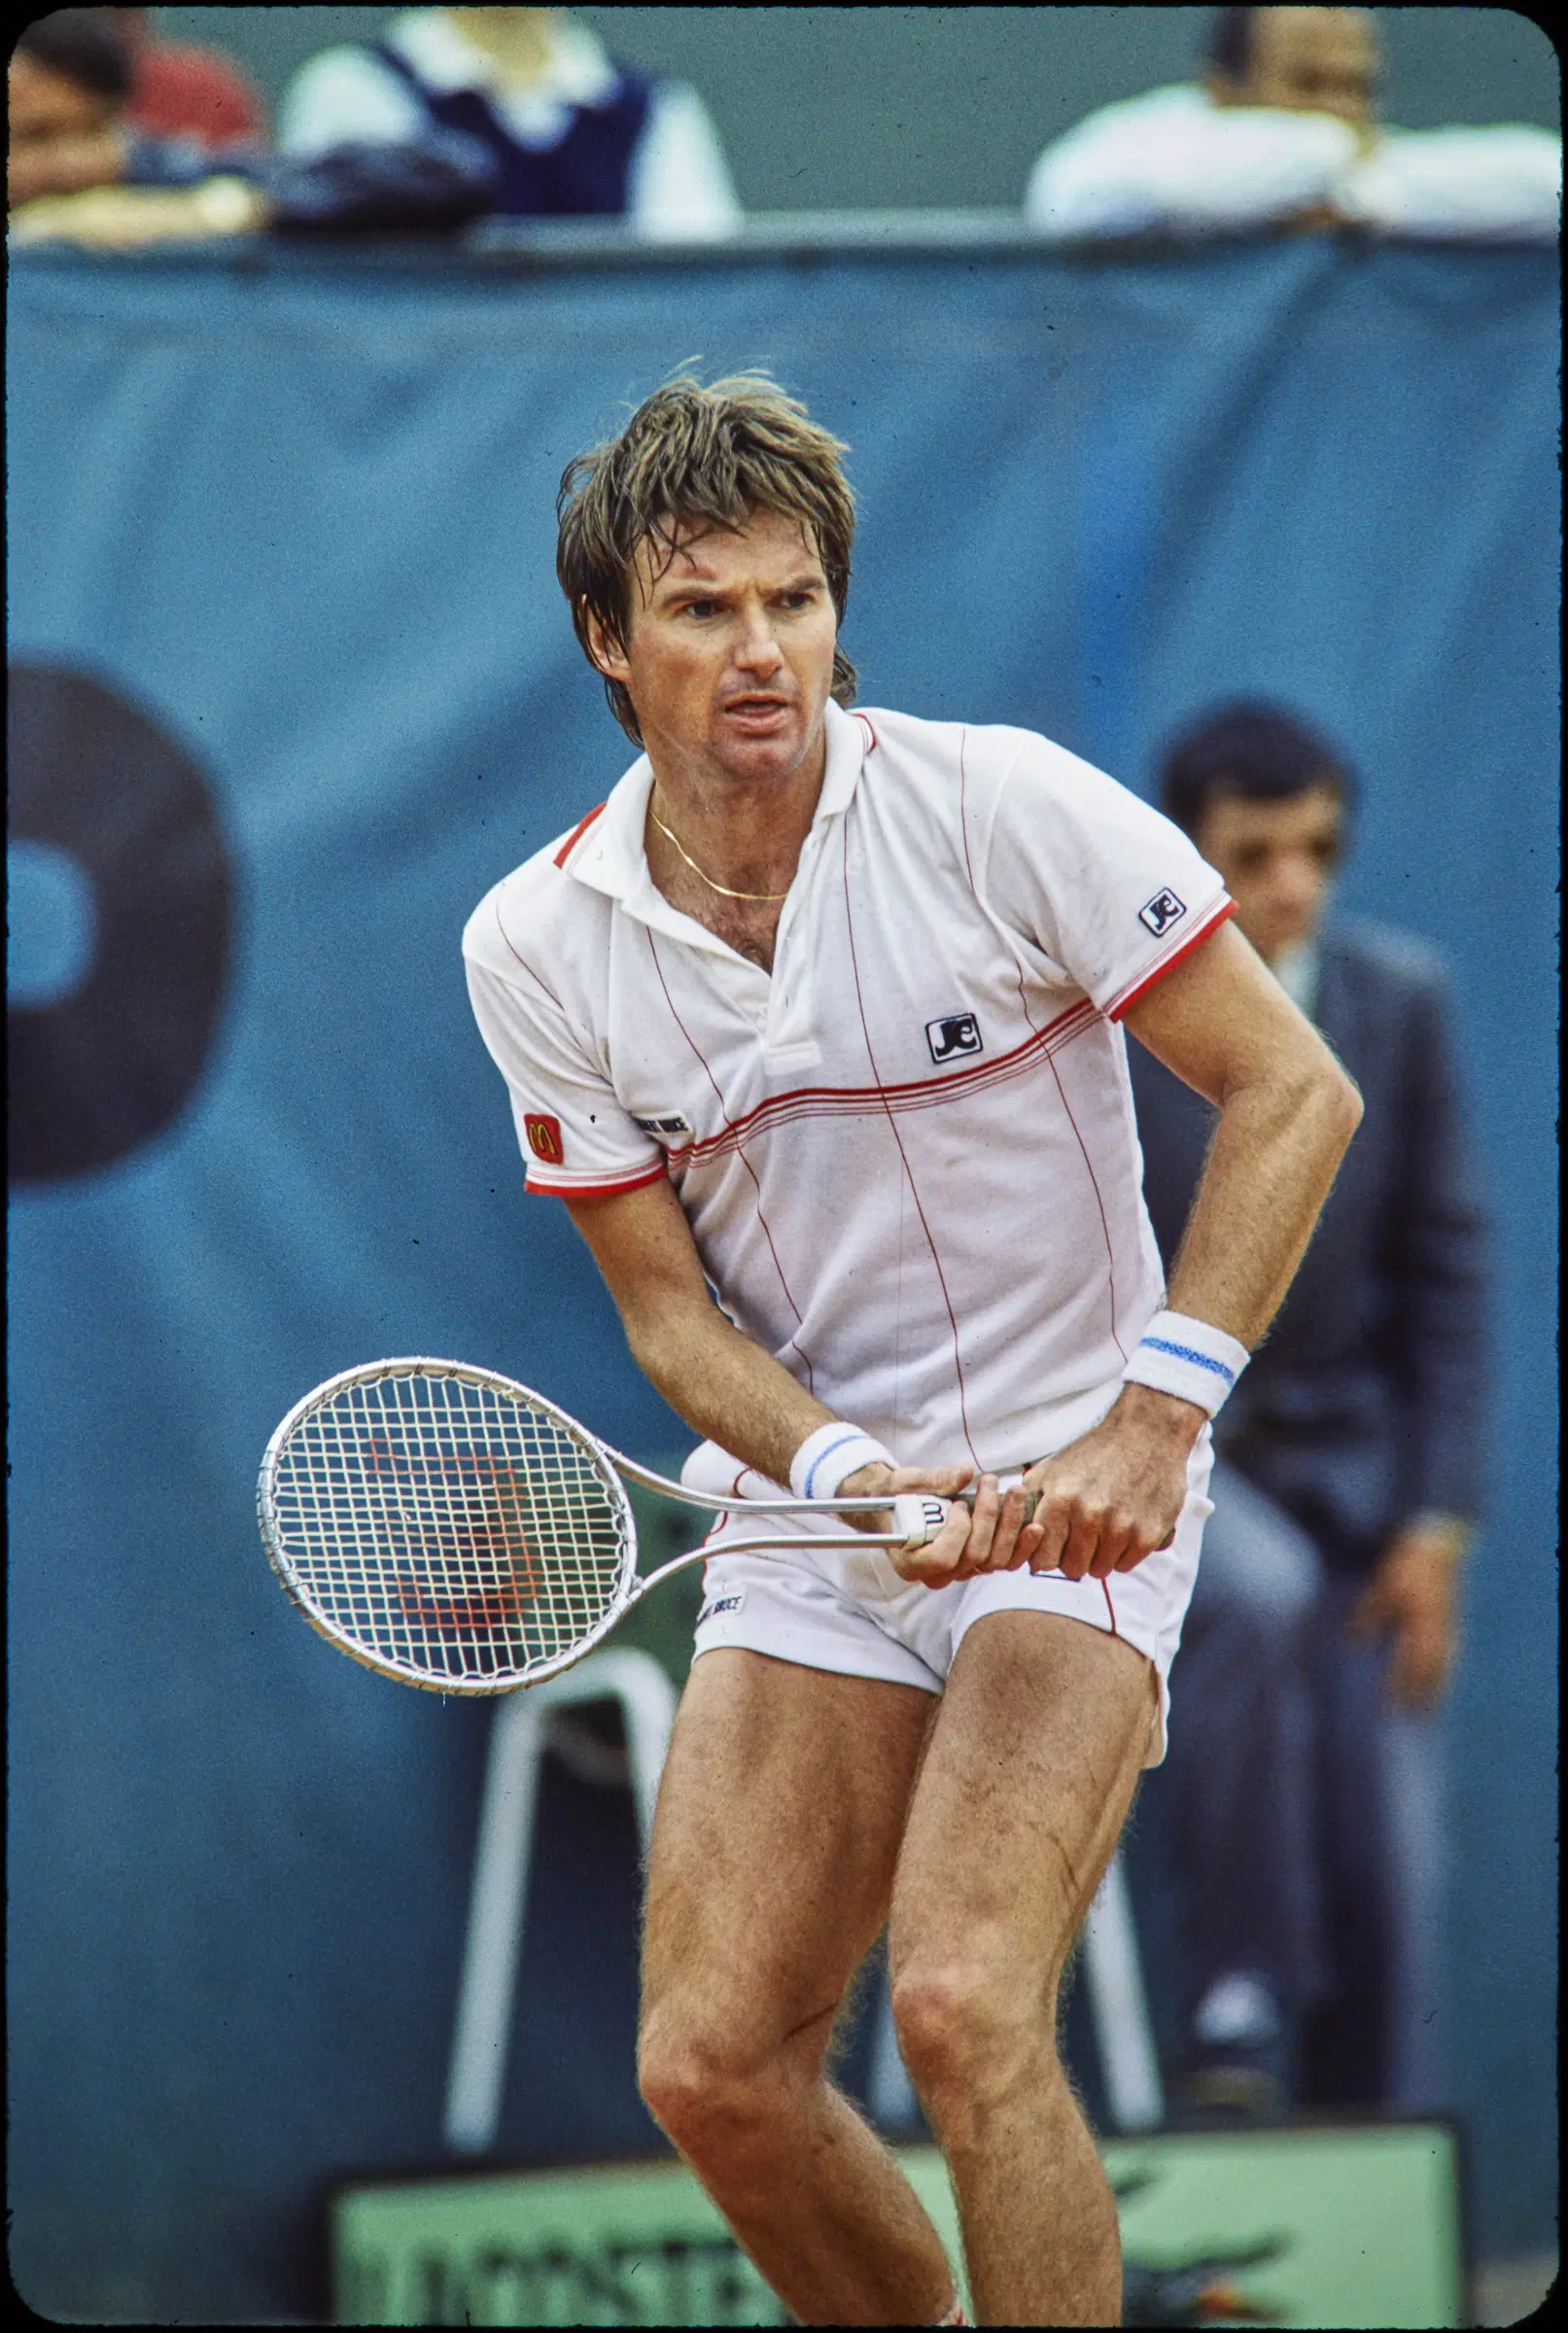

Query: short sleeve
left=982, top=734, right=1233, bottom=1019
left=463, top=890, right=665, bottom=1200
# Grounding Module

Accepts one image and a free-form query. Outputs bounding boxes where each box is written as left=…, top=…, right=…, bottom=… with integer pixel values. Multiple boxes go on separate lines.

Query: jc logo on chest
left=926, top=1012, right=983, bottom=1064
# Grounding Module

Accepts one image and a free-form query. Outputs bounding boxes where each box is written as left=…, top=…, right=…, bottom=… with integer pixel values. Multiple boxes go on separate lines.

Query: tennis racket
left=258, top=1356, right=1031, bottom=1695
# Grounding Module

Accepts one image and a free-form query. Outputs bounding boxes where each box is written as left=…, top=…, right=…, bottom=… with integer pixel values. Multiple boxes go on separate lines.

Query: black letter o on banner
left=7, top=664, right=235, bottom=1185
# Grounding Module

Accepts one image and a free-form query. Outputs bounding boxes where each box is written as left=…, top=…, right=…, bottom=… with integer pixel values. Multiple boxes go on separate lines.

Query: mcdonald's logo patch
left=525, top=1113, right=564, bottom=1165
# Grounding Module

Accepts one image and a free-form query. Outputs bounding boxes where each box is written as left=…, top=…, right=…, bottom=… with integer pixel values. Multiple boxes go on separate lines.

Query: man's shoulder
left=861, top=705, right=1095, bottom=787
left=461, top=809, right=613, bottom=975
left=859, top=710, right=1130, bottom=853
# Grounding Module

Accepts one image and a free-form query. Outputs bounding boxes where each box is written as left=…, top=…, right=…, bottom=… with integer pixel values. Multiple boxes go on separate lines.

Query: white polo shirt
left=464, top=700, right=1233, bottom=1474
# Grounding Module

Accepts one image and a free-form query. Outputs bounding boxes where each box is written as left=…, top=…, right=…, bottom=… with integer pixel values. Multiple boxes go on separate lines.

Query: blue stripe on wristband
left=1138, top=1337, right=1236, bottom=1383
left=803, top=1430, right=867, bottom=1501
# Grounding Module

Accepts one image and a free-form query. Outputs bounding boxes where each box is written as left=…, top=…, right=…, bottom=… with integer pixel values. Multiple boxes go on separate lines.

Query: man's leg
left=638, top=1647, right=959, bottom=2326
left=888, top=1610, right=1155, bottom=2328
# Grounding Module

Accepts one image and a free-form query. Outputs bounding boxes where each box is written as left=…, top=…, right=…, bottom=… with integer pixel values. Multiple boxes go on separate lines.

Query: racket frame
left=257, top=1356, right=943, bottom=1695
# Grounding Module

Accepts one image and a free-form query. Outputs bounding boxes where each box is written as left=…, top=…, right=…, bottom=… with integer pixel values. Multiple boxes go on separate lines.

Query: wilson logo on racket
left=392, top=1564, right=536, bottom=1637
left=364, top=1435, right=542, bottom=1628
left=525, top=1112, right=565, bottom=1164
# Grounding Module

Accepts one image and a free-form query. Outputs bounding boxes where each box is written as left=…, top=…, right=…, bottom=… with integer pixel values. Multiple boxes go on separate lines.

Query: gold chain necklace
left=649, top=805, right=791, bottom=902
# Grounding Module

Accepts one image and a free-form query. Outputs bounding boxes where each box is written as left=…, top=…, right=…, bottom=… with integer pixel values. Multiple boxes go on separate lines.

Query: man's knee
left=890, top=1952, right=1058, bottom=2132
left=637, top=2004, right=797, bottom=2165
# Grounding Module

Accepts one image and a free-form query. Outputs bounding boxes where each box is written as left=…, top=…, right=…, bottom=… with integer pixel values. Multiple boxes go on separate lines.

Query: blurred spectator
left=278, top=6, right=742, bottom=238
left=117, top=7, right=267, bottom=147
left=9, top=8, right=138, bottom=210
left=9, top=9, right=497, bottom=248
left=1131, top=702, right=1486, bottom=2119
left=1026, top=5, right=1560, bottom=242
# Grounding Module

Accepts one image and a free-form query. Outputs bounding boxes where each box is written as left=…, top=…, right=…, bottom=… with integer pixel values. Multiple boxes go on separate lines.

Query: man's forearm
left=627, top=1297, right=842, bottom=1490
left=1167, top=1053, right=1361, bottom=1348
left=1122, top=923, right=1362, bottom=1355
left=566, top=1181, right=853, bottom=1490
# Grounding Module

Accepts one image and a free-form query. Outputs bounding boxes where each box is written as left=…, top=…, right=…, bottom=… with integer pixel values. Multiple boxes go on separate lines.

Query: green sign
left=1108, top=2124, right=1463, bottom=2329
left=331, top=2124, right=1462, bottom=2327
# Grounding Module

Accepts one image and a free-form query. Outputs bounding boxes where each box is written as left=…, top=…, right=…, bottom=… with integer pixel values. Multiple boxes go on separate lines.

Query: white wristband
left=789, top=1421, right=895, bottom=1503
left=1122, top=1309, right=1250, bottom=1417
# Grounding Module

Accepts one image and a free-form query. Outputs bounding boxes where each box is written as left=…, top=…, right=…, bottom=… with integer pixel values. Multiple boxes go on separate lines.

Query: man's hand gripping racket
left=256, top=1358, right=996, bottom=1694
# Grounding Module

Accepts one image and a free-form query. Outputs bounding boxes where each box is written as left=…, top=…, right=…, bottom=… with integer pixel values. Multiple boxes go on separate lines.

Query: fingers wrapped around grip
left=1022, top=1491, right=1173, bottom=1580
left=850, top=1388, right=1197, bottom=1586
left=901, top=1487, right=1180, bottom=1582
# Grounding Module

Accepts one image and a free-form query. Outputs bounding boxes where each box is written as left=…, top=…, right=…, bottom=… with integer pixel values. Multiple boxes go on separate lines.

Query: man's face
left=589, top=506, right=838, bottom=792
left=8, top=51, right=118, bottom=152
left=1195, top=782, right=1343, bottom=965
left=1216, top=7, right=1379, bottom=128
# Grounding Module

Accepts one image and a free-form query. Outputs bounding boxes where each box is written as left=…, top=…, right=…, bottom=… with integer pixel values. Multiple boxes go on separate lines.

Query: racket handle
left=962, top=1485, right=1043, bottom=1526
left=892, top=1487, right=1043, bottom=1549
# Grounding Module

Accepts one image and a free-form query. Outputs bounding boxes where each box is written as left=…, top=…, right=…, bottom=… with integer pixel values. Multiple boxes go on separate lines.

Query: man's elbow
left=621, top=1305, right=674, bottom=1388
left=1313, top=1050, right=1364, bottom=1154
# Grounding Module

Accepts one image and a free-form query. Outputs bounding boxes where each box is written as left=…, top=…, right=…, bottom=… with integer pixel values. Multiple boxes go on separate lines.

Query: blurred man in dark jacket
left=1131, top=701, right=1485, bottom=2116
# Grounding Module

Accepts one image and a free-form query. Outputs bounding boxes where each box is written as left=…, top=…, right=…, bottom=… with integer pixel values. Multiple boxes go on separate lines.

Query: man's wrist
left=1114, top=1377, right=1207, bottom=1445
left=1122, top=1307, right=1250, bottom=1417
left=789, top=1420, right=895, bottom=1503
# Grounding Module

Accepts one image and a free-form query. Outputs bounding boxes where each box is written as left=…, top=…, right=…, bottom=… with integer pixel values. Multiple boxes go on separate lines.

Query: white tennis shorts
left=686, top=1428, right=1213, bottom=1766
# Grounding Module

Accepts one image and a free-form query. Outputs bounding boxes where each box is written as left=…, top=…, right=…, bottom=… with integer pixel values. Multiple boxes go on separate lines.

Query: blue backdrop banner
left=7, top=238, right=1557, bottom=2321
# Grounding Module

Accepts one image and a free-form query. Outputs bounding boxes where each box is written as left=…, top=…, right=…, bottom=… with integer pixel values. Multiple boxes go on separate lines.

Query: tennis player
left=463, top=374, right=1361, bottom=2326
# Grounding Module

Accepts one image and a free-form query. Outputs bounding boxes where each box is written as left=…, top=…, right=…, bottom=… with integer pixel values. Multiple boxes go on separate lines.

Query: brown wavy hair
left=556, top=370, right=857, bottom=746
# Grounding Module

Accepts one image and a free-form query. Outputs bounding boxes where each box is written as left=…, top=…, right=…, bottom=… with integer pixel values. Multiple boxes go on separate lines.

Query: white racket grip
left=894, top=1494, right=952, bottom=1549
left=893, top=1482, right=1046, bottom=1549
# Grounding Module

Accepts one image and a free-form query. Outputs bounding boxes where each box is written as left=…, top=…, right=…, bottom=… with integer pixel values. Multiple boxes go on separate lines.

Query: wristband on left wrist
left=789, top=1421, right=894, bottom=1503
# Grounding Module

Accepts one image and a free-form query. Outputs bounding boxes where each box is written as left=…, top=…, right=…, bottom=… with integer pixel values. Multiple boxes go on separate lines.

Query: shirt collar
left=564, top=698, right=870, bottom=936
left=387, top=10, right=617, bottom=106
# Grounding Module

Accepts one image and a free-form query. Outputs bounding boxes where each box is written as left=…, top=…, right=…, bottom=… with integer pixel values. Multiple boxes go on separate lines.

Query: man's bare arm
left=567, top=923, right=1359, bottom=1589
left=564, top=1177, right=975, bottom=1578
left=565, top=1176, right=833, bottom=1487
left=1127, top=918, right=1363, bottom=1345
left=9, top=129, right=130, bottom=209
left=995, top=921, right=1363, bottom=1583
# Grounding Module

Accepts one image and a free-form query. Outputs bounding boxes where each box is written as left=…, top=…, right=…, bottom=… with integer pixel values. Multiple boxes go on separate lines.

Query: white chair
left=443, top=1648, right=677, bottom=2154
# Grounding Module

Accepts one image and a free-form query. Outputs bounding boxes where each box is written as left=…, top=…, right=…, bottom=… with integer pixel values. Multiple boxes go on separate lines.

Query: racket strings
left=270, top=1372, right=629, bottom=1686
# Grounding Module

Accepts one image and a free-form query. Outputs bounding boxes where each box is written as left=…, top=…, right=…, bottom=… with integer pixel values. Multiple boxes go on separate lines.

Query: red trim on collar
left=553, top=801, right=608, bottom=869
